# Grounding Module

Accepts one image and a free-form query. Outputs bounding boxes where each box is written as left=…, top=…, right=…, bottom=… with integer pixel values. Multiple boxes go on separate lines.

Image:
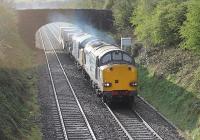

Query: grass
left=0, top=69, right=42, bottom=140
left=0, top=2, right=42, bottom=140
left=136, top=47, right=200, bottom=140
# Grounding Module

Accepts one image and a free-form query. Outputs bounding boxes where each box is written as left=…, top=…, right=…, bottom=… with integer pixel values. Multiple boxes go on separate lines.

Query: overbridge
left=17, top=9, right=113, bottom=47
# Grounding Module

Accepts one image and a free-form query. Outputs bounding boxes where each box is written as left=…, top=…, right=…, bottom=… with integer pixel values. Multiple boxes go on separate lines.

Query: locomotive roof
left=84, top=39, right=106, bottom=53
left=84, top=39, right=122, bottom=58
left=94, top=45, right=121, bottom=59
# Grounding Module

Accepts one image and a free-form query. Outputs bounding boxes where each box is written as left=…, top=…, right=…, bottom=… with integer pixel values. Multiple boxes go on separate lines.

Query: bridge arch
left=17, top=9, right=113, bottom=47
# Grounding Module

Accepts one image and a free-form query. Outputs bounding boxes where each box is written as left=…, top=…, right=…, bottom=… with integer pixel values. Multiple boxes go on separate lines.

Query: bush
left=180, top=0, right=200, bottom=51
left=151, top=1, right=187, bottom=47
left=112, top=0, right=136, bottom=32
left=132, top=0, right=187, bottom=47
left=131, top=0, right=159, bottom=47
left=103, top=0, right=114, bottom=9
left=0, top=69, right=32, bottom=140
left=0, top=3, right=41, bottom=140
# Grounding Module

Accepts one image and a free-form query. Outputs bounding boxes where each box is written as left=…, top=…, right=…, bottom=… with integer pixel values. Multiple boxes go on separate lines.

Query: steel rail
left=39, top=30, right=68, bottom=140
left=105, top=101, right=163, bottom=140
left=134, top=111, right=163, bottom=140
left=138, top=96, right=179, bottom=130
left=46, top=23, right=163, bottom=140
left=104, top=103, right=134, bottom=140
left=44, top=26, right=97, bottom=140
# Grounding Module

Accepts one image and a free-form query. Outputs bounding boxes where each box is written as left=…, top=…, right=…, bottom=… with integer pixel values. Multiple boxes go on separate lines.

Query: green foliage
left=151, top=1, right=187, bottom=47
left=88, top=0, right=106, bottom=9
left=105, top=0, right=200, bottom=139
left=0, top=3, right=41, bottom=140
left=103, top=0, right=114, bottom=9
left=132, top=0, right=187, bottom=47
left=0, top=70, right=31, bottom=140
left=137, top=46, right=200, bottom=139
left=131, top=0, right=158, bottom=46
left=112, top=0, right=136, bottom=32
left=102, top=0, right=137, bottom=39
left=180, top=0, right=200, bottom=51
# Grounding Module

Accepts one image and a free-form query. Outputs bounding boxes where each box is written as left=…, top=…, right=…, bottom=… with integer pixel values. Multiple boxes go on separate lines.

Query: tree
left=150, top=0, right=187, bottom=47
left=131, top=0, right=187, bottom=47
left=103, top=0, right=114, bottom=9
left=180, top=0, right=200, bottom=51
left=131, top=0, right=159, bottom=47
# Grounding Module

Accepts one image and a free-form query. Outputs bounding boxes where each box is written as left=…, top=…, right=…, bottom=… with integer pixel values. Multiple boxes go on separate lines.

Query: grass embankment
left=0, top=3, right=41, bottom=140
left=136, top=47, right=200, bottom=140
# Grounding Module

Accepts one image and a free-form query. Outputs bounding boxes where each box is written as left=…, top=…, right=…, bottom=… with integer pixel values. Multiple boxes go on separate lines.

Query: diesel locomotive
left=59, top=25, right=138, bottom=105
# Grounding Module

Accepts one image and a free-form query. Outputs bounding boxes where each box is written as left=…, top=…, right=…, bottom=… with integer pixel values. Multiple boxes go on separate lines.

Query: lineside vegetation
left=84, top=0, right=200, bottom=139
left=102, top=0, right=200, bottom=52
left=8, top=0, right=200, bottom=139
left=0, top=2, right=41, bottom=140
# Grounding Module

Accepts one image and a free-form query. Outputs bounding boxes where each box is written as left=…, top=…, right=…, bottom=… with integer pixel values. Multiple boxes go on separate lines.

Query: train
left=59, top=25, right=138, bottom=106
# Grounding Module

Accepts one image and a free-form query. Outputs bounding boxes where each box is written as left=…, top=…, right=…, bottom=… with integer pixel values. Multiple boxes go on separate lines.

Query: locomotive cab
left=97, top=50, right=137, bottom=102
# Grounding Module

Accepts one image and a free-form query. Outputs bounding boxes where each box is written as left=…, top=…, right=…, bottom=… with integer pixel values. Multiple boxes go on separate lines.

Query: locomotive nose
left=102, top=64, right=137, bottom=91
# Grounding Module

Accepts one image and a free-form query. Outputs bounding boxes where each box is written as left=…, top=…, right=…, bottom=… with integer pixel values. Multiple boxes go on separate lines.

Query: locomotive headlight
left=103, top=82, right=112, bottom=87
left=130, top=82, right=138, bottom=87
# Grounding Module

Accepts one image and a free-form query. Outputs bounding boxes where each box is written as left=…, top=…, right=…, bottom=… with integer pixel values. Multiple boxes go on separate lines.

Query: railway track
left=39, top=27, right=96, bottom=140
left=105, top=103, right=163, bottom=140
left=43, top=23, right=164, bottom=140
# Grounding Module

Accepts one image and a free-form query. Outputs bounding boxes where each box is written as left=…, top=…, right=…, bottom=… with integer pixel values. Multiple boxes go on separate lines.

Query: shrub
left=132, top=0, right=187, bottom=47
left=180, top=0, right=200, bottom=51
